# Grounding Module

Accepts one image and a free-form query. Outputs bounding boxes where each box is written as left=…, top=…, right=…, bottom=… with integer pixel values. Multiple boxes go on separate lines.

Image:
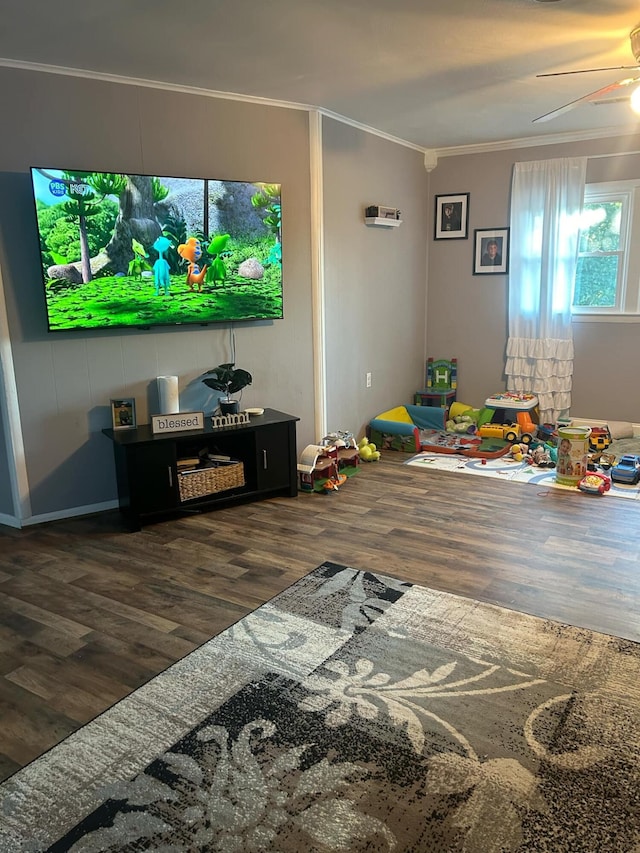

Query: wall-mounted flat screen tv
left=30, top=167, right=283, bottom=331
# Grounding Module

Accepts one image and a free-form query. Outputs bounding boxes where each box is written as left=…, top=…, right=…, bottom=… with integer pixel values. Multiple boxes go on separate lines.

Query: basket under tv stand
left=103, top=408, right=299, bottom=531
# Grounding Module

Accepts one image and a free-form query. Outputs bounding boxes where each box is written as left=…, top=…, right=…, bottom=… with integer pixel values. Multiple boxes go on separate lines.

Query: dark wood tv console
left=103, top=408, right=299, bottom=530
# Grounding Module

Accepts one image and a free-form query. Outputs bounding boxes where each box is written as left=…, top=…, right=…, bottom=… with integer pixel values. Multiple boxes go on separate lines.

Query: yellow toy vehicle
left=477, top=422, right=533, bottom=444
left=589, top=425, right=612, bottom=452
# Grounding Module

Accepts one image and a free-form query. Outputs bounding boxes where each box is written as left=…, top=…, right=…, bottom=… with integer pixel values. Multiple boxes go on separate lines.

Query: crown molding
left=434, top=125, right=640, bottom=158
left=0, top=57, right=634, bottom=158
left=0, top=57, right=308, bottom=111
left=0, top=58, right=424, bottom=153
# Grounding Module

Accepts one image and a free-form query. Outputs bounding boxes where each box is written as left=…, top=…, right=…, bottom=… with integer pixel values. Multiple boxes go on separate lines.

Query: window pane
left=578, top=202, right=621, bottom=253
left=573, top=256, right=618, bottom=307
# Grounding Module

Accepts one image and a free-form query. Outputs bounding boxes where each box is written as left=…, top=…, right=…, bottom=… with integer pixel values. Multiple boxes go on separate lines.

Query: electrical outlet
left=366, top=372, right=372, bottom=388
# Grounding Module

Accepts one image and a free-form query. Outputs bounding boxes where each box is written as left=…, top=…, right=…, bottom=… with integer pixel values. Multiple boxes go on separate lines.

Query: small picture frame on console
left=111, top=398, right=136, bottom=430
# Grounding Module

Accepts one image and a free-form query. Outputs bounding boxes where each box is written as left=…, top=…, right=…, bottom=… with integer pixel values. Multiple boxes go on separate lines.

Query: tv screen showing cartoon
left=29, top=168, right=283, bottom=331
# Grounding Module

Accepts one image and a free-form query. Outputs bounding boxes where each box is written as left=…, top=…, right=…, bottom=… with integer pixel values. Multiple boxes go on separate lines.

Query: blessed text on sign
left=151, top=412, right=205, bottom=434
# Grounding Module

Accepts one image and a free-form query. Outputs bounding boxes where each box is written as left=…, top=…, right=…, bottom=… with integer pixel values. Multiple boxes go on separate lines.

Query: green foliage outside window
left=573, top=200, right=622, bottom=308
left=574, top=255, right=618, bottom=307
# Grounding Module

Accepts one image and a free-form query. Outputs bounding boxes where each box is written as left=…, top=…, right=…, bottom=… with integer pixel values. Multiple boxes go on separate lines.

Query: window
left=572, top=180, right=640, bottom=318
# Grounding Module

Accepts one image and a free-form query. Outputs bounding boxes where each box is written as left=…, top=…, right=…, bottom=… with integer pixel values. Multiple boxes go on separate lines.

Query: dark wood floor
left=1, top=452, right=639, bottom=783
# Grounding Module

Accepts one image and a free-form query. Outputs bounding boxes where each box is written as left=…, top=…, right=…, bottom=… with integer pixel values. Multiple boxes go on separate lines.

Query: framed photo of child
left=434, top=193, right=469, bottom=240
left=111, top=398, right=136, bottom=430
left=473, top=227, right=509, bottom=275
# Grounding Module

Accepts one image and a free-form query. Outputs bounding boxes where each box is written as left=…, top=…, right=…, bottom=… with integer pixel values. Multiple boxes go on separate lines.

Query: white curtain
left=506, top=157, right=586, bottom=424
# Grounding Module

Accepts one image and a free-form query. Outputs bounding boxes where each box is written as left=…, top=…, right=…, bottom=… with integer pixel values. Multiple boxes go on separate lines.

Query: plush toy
left=446, top=415, right=476, bottom=434
left=358, top=437, right=381, bottom=462
left=527, top=446, right=555, bottom=468
left=510, top=443, right=528, bottom=462
left=462, top=408, right=481, bottom=425
left=448, top=402, right=473, bottom=421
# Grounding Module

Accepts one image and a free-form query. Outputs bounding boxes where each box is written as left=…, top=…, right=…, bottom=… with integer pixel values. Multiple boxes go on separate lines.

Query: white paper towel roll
left=157, top=375, right=179, bottom=414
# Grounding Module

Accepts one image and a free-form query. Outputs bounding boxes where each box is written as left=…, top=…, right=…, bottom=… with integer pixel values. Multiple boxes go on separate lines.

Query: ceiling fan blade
left=533, top=76, right=640, bottom=123
left=537, top=65, right=640, bottom=78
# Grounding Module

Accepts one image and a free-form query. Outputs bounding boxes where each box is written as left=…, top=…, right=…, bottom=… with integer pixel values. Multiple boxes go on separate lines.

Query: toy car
left=537, top=423, right=557, bottom=444
left=577, top=472, right=611, bottom=495
left=610, top=454, right=640, bottom=485
left=477, top=422, right=533, bottom=444
left=589, top=425, right=612, bottom=453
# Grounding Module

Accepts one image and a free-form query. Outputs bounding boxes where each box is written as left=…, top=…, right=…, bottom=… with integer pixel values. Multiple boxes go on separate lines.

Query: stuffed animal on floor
left=445, top=414, right=477, bottom=434
left=510, top=443, right=528, bottom=462
left=358, top=437, right=381, bottom=461
left=527, top=446, right=555, bottom=468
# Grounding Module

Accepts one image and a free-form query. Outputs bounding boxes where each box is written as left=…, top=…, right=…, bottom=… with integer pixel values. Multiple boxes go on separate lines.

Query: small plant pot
left=220, top=400, right=240, bottom=415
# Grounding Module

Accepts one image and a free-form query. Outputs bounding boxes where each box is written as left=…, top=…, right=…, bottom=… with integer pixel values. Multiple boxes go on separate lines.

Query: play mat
left=405, top=450, right=640, bottom=501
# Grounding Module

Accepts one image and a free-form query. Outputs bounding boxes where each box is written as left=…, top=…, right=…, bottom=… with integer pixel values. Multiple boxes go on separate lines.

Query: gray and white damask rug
left=1, top=562, right=639, bottom=851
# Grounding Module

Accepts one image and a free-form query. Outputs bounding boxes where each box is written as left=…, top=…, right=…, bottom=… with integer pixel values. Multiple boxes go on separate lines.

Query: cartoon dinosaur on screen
left=153, top=235, right=172, bottom=296
left=128, top=239, right=152, bottom=279
left=177, top=237, right=208, bottom=292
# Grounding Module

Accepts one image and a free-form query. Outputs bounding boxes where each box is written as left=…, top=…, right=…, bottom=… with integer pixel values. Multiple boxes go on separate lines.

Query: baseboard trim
left=5, top=419, right=640, bottom=530
left=19, top=499, right=119, bottom=527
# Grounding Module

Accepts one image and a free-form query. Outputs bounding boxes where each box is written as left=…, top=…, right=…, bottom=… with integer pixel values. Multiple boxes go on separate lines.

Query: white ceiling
left=2, top=0, right=640, bottom=153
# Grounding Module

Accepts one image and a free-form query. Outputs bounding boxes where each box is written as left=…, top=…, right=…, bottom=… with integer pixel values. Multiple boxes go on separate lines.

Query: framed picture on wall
left=111, top=398, right=136, bottom=430
left=434, top=193, right=469, bottom=240
left=473, top=227, right=510, bottom=275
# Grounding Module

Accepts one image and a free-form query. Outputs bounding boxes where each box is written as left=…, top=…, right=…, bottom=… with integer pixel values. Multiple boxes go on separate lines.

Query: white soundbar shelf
left=364, top=217, right=402, bottom=227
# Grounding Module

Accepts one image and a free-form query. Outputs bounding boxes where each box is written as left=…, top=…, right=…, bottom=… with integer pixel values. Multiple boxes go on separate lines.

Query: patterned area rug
left=1, top=563, right=639, bottom=852
left=405, top=446, right=640, bottom=501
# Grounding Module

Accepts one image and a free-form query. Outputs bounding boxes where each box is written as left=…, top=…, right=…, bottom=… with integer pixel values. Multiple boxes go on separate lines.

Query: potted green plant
left=201, top=363, right=252, bottom=414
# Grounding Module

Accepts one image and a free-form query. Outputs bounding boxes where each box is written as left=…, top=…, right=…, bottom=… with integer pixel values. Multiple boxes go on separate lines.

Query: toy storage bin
left=178, top=461, right=245, bottom=502
left=555, top=426, right=591, bottom=487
